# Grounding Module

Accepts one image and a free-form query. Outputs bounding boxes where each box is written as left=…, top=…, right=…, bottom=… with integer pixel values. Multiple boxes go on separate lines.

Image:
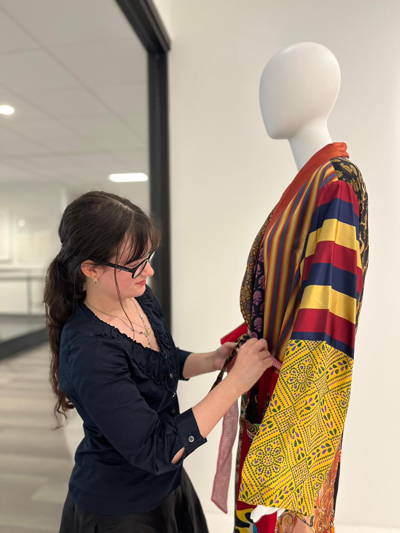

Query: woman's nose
left=143, top=261, right=154, bottom=276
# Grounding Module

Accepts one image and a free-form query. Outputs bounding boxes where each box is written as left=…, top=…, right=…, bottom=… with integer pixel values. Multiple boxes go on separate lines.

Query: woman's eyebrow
left=127, top=253, right=148, bottom=265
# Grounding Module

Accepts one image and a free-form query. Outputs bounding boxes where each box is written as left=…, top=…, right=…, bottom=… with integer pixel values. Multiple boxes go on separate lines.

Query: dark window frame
left=116, top=0, right=172, bottom=327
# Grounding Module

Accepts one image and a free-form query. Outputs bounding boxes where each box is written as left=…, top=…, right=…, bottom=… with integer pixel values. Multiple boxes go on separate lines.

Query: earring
left=94, top=277, right=98, bottom=284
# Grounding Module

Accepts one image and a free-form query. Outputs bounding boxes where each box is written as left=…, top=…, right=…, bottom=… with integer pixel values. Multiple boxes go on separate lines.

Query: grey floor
left=0, top=344, right=73, bottom=532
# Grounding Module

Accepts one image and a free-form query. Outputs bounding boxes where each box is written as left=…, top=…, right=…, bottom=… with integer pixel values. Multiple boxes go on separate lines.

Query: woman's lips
left=137, top=279, right=146, bottom=285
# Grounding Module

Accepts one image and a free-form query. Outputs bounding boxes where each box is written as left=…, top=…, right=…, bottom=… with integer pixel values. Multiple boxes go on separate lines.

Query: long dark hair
left=44, top=191, right=161, bottom=428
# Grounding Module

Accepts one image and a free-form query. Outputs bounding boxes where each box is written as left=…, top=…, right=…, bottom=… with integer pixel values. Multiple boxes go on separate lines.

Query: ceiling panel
left=93, top=83, right=147, bottom=114
left=51, top=40, right=146, bottom=87
left=15, top=154, right=91, bottom=174
left=0, top=124, right=24, bottom=142
left=40, top=136, right=100, bottom=154
left=25, top=87, right=109, bottom=118
left=0, top=8, right=38, bottom=52
left=62, top=114, right=141, bottom=142
left=70, top=152, right=141, bottom=175
left=0, top=92, right=49, bottom=122
left=123, top=111, right=148, bottom=143
left=92, top=84, right=148, bottom=141
left=6, top=117, right=84, bottom=141
left=0, top=162, right=34, bottom=180
left=6, top=157, right=95, bottom=186
left=0, top=174, right=42, bottom=184
left=0, top=49, right=80, bottom=91
left=0, top=1, right=149, bottom=188
left=91, top=135, right=145, bottom=152
left=0, top=0, right=137, bottom=47
left=112, top=150, right=149, bottom=171
left=0, top=139, right=50, bottom=157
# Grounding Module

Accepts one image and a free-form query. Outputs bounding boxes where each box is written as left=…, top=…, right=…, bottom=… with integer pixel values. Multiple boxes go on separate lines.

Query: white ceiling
left=0, top=0, right=149, bottom=189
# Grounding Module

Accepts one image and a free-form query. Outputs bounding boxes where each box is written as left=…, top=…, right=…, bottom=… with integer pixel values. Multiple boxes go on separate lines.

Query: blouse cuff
left=176, top=348, right=192, bottom=381
left=174, top=408, right=207, bottom=456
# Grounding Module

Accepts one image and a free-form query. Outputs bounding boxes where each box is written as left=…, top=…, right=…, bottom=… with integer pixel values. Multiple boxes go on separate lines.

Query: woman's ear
left=80, top=261, right=98, bottom=279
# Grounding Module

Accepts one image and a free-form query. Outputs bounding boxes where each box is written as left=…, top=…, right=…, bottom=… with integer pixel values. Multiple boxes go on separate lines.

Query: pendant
left=139, top=312, right=151, bottom=337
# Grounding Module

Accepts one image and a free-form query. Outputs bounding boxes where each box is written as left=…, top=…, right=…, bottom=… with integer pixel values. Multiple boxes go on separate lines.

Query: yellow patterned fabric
left=238, top=339, right=353, bottom=515
left=221, top=148, right=369, bottom=532
left=236, top=155, right=368, bottom=523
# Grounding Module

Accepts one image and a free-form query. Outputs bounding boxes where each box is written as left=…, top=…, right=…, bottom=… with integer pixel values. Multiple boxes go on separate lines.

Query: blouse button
left=170, top=373, right=174, bottom=379
left=188, top=436, right=195, bottom=443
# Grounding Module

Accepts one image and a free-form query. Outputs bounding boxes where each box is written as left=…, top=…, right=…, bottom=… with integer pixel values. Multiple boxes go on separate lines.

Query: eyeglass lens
left=132, top=254, right=153, bottom=278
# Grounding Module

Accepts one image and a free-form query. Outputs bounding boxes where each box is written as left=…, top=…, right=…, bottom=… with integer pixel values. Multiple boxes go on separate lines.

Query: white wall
left=168, top=0, right=400, bottom=529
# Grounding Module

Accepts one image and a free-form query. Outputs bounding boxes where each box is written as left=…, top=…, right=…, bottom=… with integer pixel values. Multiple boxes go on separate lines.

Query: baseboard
left=0, top=328, right=48, bottom=360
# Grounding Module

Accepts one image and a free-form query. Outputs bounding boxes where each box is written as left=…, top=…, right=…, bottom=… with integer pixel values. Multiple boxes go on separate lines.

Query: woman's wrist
left=210, top=351, right=218, bottom=372
left=220, top=371, right=244, bottom=398
left=182, top=351, right=219, bottom=379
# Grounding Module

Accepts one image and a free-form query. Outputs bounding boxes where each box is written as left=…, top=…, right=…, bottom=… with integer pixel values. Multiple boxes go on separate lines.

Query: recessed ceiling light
left=109, top=173, right=148, bottom=183
left=0, top=105, right=15, bottom=115
left=18, top=219, right=25, bottom=227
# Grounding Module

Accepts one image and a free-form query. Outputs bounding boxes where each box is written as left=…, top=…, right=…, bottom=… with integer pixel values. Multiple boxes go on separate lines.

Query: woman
left=45, top=191, right=273, bottom=533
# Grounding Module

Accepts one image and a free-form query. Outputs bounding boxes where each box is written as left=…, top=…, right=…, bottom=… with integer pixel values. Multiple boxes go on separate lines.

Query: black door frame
left=116, top=0, right=172, bottom=327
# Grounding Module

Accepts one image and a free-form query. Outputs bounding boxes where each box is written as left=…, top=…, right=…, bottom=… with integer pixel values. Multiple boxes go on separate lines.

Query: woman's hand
left=228, top=338, right=273, bottom=394
left=213, top=342, right=237, bottom=371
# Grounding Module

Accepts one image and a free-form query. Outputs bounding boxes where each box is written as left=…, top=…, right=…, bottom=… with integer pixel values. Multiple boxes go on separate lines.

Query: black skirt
left=59, top=468, right=209, bottom=533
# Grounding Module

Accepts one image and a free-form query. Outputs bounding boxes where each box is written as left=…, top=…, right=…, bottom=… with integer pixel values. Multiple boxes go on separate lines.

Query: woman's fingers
left=224, top=342, right=236, bottom=350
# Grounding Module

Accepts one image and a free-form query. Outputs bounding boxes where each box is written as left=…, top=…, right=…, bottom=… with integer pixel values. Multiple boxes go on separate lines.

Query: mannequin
left=251, top=42, right=341, bottom=525
left=211, top=41, right=369, bottom=533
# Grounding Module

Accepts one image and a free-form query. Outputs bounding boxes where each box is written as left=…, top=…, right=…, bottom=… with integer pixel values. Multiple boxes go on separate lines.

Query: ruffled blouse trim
left=78, top=287, right=177, bottom=392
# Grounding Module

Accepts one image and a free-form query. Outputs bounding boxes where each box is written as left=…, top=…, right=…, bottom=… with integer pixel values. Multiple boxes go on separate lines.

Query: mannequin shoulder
left=329, top=156, right=368, bottom=200
left=329, top=156, right=366, bottom=184
left=330, top=157, right=363, bottom=182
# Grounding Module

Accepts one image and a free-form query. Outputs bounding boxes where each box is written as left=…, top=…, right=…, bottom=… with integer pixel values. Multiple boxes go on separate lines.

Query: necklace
left=130, top=298, right=152, bottom=338
left=84, top=299, right=152, bottom=348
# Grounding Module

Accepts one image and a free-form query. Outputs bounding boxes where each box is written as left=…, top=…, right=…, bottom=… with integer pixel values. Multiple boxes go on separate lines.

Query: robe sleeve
left=238, top=178, right=363, bottom=516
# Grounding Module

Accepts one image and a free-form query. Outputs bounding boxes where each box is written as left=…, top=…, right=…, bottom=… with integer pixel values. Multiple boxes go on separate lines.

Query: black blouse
left=58, top=285, right=207, bottom=515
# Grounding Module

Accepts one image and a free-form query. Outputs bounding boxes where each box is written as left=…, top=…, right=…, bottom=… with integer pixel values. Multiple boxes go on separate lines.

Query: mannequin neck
left=289, top=122, right=333, bottom=170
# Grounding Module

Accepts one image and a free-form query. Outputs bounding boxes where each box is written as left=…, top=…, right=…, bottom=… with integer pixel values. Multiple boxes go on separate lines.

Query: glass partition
left=0, top=0, right=149, bottom=356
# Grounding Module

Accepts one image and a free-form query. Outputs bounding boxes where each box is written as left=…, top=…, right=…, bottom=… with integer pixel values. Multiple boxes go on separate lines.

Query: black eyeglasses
left=101, top=252, right=155, bottom=279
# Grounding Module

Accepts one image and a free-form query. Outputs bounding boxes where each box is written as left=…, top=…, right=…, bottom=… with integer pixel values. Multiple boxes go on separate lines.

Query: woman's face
left=96, top=239, right=155, bottom=300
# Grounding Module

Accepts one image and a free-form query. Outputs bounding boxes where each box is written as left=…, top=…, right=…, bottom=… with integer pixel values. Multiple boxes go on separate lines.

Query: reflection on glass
left=0, top=2, right=149, bottom=348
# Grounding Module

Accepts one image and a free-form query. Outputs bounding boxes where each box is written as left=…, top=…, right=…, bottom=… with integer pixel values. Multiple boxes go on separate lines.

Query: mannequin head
left=259, top=42, right=341, bottom=140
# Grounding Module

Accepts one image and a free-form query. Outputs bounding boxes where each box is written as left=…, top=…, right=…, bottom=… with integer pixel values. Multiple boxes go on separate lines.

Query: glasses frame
left=101, top=252, right=154, bottom=279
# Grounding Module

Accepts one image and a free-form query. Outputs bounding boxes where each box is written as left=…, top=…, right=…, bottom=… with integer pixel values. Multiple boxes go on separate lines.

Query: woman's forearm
left=171, top=372, right=242, bottom=464
left=182, top=351, right=216, bottom=379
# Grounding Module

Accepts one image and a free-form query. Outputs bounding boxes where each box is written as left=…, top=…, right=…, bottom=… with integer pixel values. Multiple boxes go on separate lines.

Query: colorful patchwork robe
left=219, top=143, right=369, bottom=533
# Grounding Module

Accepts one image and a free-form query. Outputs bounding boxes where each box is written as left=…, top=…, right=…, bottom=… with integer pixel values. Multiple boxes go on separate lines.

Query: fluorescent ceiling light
left=109, top=173, right=148, bottom=183
left=0, top=105, right=15, bottom=115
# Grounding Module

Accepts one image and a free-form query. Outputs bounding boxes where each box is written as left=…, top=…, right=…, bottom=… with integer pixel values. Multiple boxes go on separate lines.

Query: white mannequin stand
left=250, top=41, right=341, bottom=524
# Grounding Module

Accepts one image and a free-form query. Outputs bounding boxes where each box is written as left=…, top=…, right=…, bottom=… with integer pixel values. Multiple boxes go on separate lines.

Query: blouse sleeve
left=66, top=335, right=206, bottom=475
left=176, top=348, right=192, bottom=381
left=239, top=178, right=363, bottom=516
left=144, top=285, right=192, bottom=381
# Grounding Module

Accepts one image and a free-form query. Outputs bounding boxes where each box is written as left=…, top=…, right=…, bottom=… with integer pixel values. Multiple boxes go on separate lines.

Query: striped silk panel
left=238, top=161, right=366, bottom=520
